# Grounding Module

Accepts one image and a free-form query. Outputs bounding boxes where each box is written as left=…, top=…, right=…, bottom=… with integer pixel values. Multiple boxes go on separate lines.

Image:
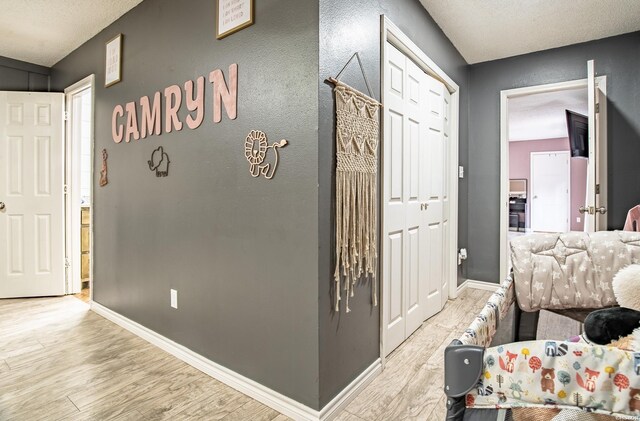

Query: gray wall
left=467, top=31, right=640, bottom=282
left=52, top=0, right=322, bottom=409
left=318, top=0, right=469, bottom=406
left=0, top=56, right=49, bottom=91
left=48, top=0, right=636, bottom=410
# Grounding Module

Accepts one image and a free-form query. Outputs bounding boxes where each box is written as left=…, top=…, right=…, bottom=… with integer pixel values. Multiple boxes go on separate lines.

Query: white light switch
left=170, top=289, right=178, bottom=309
left=576, top=217, right=581, bottom=223
left=458, top=166, right=464, bottom=179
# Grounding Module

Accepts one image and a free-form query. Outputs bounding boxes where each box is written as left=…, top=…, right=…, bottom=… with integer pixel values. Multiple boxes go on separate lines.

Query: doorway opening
left=508, top=87, right=588, bottom=241
left=499, top=66, right=607, bottom=282
left=65, top=75, right=95, bottom=303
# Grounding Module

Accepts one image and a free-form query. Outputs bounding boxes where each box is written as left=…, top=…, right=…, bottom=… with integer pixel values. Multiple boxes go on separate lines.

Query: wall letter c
left=112, top=104, right=124, bottom=143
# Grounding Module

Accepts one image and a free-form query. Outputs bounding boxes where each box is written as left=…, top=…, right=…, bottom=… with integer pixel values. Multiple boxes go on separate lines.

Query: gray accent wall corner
left=467, top=31, right=640, bottom=283
left=318, top=0, right=469, bottom=408
left=0, top=56, right=50, bottom=91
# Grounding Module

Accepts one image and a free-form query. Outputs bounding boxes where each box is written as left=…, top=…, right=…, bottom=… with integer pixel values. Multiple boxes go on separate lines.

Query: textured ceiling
left=5, top=1, right=640, bottom=68
left=420, top=0, right=640, bottom=64
left=0, top=0, right=143, bottom=67
left=509, top=88, right=588, bottom=141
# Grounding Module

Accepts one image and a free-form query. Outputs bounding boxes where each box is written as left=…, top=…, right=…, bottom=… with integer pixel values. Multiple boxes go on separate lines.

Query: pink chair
left=624, top=204, right=640, bottom=231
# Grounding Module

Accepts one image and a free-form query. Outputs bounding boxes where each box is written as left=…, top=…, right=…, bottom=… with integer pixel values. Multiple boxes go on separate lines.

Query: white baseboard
left=320, top=359, right=381, bottom=420
left=456, top=280, right=468, bottom=294
left=90, top=302, right=380, bottom=421
left=457, top=279, right=500, bottom=294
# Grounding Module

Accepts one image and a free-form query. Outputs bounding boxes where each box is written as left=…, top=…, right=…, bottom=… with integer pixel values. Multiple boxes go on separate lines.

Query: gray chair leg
left=445, top=396, right=466, bottom=421
left=514, top=306, right=539, bottom=341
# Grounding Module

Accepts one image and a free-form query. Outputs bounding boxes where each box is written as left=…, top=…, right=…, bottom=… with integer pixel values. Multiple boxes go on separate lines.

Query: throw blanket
left=511, top=231, right=640, bottom=312
left=468, top=339, right=640, bottom=419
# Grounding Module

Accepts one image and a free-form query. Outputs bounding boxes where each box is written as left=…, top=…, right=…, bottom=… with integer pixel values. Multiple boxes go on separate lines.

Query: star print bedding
left=467, top=340, right=640, bottom=419
left=510, top=231, right=640, bottom=312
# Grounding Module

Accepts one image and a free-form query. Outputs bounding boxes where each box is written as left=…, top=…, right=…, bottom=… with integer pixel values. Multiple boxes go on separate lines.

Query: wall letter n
left=210, top=63, right=238, bottom=123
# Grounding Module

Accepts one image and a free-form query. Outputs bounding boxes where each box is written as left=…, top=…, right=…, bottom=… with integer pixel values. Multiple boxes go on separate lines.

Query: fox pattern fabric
left=469, top=340, right=640, bottom=419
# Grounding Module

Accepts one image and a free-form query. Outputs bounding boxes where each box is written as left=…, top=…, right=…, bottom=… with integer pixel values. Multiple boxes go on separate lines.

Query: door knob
left=596, top=206, right=607, bottom=214
left=0, top=202, right=5, bottom=211
left=578, top=206, right=588, bottom=214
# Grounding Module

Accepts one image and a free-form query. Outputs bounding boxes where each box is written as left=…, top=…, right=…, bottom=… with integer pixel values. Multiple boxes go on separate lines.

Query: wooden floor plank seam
left=66, top=395, right=81, bottom=412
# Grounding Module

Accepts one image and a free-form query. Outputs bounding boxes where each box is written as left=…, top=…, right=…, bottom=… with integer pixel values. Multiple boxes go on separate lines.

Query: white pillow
left=612, top=264, right=640, bottom=310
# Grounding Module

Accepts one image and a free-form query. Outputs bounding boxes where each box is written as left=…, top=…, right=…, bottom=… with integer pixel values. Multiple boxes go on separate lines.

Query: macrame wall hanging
left=328, top=53, right=381, bottom=312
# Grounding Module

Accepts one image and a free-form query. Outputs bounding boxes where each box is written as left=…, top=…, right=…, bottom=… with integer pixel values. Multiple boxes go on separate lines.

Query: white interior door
left=0, top=92, right=65, bottom=298
left=383, top=43, right=448, bottom=356
left=423, top=73, right=445, bottom=320
left=585, top=59, right=608, bottom=231
left=530, top=151, right=570, bottom=232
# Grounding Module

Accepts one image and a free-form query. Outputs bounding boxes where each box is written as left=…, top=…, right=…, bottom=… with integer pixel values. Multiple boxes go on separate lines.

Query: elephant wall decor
left=148, top=146, right=170, bottom=177
left=244, top=130, right=288, bottom=180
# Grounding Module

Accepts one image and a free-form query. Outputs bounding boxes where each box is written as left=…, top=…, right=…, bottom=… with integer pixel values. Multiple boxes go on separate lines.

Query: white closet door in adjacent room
left=530, top=151, right=570, bottom=233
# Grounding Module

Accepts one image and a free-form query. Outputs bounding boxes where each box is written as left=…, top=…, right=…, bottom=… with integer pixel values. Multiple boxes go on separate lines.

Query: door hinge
left=65, top=257, right=71, bottom=268
left=596, top=184, right=600, bottom=194
left=64, top=184, right=69, bottom=195
left=595, top=103, right=600, bottom=114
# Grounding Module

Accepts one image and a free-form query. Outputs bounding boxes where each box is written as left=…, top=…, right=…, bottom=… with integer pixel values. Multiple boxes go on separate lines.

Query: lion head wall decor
left=148, top=146, right=170, bottom=177
left=244, top=130, right=288, bottom=180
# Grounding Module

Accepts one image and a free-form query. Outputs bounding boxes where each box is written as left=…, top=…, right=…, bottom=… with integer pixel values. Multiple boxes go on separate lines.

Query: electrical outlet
left=458, top=248, right=468, bottom=265
left=170, top=289, right=178, bottom=309
left=458, top=166, right=464, bottom=179
left=576, top=217, right=581, bottom=223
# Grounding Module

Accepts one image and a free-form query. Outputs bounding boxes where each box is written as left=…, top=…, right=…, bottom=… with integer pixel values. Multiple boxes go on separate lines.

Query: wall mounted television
left=566, top=109, right=588, bottom=158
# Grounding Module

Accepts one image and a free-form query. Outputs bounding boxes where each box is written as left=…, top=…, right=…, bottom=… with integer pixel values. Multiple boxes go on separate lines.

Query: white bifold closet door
left=383, top=44, right=450, bottom=356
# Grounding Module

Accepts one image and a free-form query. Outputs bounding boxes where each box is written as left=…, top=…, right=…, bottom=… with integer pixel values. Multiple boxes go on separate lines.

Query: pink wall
left=570, top=158, right=588, bottom=231
left=509, top=137, right=587, bottom=231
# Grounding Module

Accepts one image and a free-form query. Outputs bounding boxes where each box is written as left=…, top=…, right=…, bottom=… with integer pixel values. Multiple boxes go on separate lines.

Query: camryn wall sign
left=111, top=64, right=238, bottom=143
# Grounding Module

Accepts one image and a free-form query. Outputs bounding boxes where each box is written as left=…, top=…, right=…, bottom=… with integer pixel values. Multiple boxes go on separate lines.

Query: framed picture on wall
left=105, top=34, right=122, bottom=88
left=216, top=0, right=254, bottom=39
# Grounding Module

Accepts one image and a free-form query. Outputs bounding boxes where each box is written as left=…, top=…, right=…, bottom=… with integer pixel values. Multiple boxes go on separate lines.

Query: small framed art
left=105, top=34, right=122, bottom=88
left=216, top=0, right=254, bottom=40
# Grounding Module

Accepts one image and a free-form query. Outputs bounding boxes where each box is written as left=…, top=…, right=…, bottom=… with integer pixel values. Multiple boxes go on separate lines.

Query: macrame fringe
left=333, top=80, right=379, bottom=313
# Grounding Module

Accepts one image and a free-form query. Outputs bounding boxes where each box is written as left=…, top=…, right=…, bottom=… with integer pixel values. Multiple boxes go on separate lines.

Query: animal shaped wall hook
left=99, top=149, right=109, bottom=186
left=244, top=130, right=288, bottom=180
left=148, top=146, right=170, bottom=177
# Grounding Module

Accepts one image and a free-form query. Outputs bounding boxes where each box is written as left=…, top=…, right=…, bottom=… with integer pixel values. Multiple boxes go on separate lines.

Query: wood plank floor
left=335, top=288, right=492, bottom=421
left=0, top=296, right=290, bottom=421
left=0, top=289, right=492, bottom=420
